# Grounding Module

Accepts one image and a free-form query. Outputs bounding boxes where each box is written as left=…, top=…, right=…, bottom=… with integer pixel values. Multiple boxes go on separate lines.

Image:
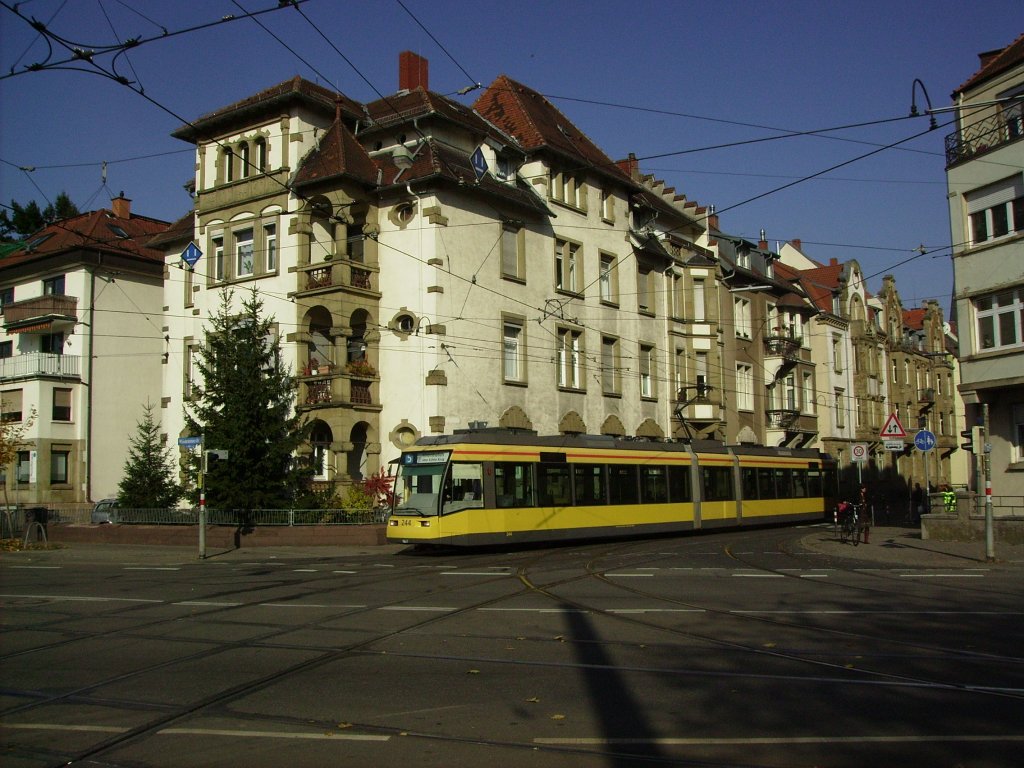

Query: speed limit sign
left=851, top=443, right=868, bottom=463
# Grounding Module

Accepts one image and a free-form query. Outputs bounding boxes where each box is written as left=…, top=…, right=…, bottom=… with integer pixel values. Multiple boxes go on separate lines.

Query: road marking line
left=160, top=727, right=389, bottom=741
left=479, top=608, right=590, bottom=613
left=536, top=735, right=1024, bottom=745
left=293, top=569, right=318, bottom=572
left=333, top=570, right=357, bottom=574
left=899, top=573, right=984, bottom=578
left=441, top=571, right=512, bottom=576
left=175, top=601, right=242, bottom=607
left=8, top=565, right=61, bottom=569
left=0, top=593, right=162, bottom=603
left=261, top=603, right=365, bottom=609
left=609, top=609, right=706, bottom=614
left=605, top=573, right=654, bottom=578
left=379, top=606, right=455, bottom=612
left=732, top=573, right=784, bottom=578
left=124, top=567, right=181, bottom=571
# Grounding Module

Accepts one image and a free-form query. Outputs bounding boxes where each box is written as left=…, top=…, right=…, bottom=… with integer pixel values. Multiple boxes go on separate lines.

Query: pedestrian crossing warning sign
left=879, top=412, right=907, bottom=439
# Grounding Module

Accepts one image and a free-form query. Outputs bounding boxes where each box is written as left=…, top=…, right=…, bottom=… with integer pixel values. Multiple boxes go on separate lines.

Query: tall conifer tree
left=117, top=402, right=181, bottom=508
left=184, top=289, right=311, bottom=518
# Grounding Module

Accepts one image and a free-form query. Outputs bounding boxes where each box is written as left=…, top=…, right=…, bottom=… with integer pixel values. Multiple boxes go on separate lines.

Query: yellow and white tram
left=387, top=429, right=836, bottom=547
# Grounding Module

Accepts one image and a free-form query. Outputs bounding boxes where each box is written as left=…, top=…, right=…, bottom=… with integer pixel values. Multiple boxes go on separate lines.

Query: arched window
left=255, top=138, right=267, bottom=173
left=223, top=147, right=234, bottom=183
left=310, top=422, right=332, bottom=481
left=239, top=142, right=250, bottom=179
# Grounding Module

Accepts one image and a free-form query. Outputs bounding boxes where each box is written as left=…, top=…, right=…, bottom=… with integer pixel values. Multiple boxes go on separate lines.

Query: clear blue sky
left=2, top=1, right=1021, bottom=314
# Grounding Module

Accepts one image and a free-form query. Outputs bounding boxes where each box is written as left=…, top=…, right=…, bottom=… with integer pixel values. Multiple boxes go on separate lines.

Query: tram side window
left=667, top=465, right=691, bottom=502
left=791, top=469, right=807, bottom=498
left=741, top=468, right=759, bottom=500
left=609, top=465, right=640, bottom=505
left=640, top=466, right=668, bottom=504
left=495, top=462, right=534, bottom=508
left=756, top=468, right=776, bottom=499
left=808, top=467, right=823, bottom=498
left=537, top=463, right=572, bottom=507
left=442, top=461, right=484, bottom=515
left=775, top=468, right=794, bottom=498
left=702, top=466, right=734, bottom=502
left=574, top=464, right=607, bottom=505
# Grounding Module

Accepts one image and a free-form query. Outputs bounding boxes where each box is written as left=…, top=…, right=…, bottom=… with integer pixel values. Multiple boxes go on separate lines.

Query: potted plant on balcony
left=345, top=359, right=376, bottom=378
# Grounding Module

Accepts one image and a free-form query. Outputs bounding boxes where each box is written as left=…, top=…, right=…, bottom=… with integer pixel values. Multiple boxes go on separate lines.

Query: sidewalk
left=799, top=524, right=1024, bottom=567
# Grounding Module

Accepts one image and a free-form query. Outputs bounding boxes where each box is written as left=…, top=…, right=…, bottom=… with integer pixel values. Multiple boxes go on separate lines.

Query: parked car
left=91, top=499, right=118, bottom=524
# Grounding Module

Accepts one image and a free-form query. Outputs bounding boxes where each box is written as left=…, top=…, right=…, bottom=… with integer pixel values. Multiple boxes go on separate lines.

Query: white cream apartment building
left=0, top=196, right=167, bottom=504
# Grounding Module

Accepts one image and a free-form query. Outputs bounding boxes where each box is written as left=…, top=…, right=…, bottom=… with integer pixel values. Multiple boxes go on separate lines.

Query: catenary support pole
left=983, top=403, right=993, bottom=562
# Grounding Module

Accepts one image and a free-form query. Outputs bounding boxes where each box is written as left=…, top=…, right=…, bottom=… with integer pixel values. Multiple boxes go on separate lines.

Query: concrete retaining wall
left=920, top=492, right=1024, bottom=545
left=39, top=523, right=388, bottom=548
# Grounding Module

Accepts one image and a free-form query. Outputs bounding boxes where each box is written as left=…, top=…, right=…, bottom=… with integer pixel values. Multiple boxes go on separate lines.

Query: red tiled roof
left=903, top=308, right=927, bottom=331
left=293, top=119, right=380, bottom=188
left=474, top=75, right=631, bottom=183
left=1, top=208, right=169, bottom=270
left=172, top=77, right=361, bottom=142
left=364, top=88, right=515, bottom=147
left=955, top=33, right=1024, bottom=95
left=147, top=211, right=195, bottom=250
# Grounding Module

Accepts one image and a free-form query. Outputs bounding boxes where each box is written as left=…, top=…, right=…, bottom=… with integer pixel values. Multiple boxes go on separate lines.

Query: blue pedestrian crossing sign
left=470, top=146, right=488, bottom=181
left=914, top=429, right=936, bottom=452
left=181, top=241, right=203, bottom=269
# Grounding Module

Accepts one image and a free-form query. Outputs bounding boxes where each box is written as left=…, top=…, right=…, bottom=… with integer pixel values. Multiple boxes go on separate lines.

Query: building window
left=600, top=189, right=614, bottom=222
left=41, top=332, right=64, bottom=355
left=802, top=372, right=815, bottom=413
left=736, top=364, right=753, bottom=411
left=554, top=238, right=580, bottom=294
left=235, top=228, right=254, bottom=277
left=601, top=336, right=620, bottom=395
left=557, top=327, right=583, bottom=389
left=639, top=344, right=655, bottom=398
left=223, top=147, right=234, bottom=183
left=966, top=176, right=1024, bottom=245
left=599, top=253, right=617, bottom=304
left=832, top=334, right=843, bottom=373
left=1013, top=403, right=1024, bottom=463
left=255, top=138, right=268, bottom=172
left=52, top=388, right=71, bottom=422
left=734, top=297, right=751, bottom=338
left=0, top=341, right=11, bottom=359
left=551, top=170, right=585, bottom=210
left=184, top=341, right=199, bottom=400
left=671, top=273, right=685, bottom=319
left=0, top=286, right=13, bottom=310
left=503, top=319, right=525, bottom=383
left=784, top=373, right=797, bottom=411
left=17, top=450, right=31, bottom=484
left=501, top=223, right=525, bottom=281
left=695, top=352, right=708, bottom=398
left=637, top=267, right=654, bottom=314
left=43, top=275, right=65, bottom=295
left=50, top=450, right=69, bottom=484
left=834, top=389, right=845, bottom=428
left=692, top=279, right=706, bottom=321
left=1, top=389, right=23, bottom=422
left=975, top=289, right=1023, bottom=351
left=212, top=236, right=224, bottom=281
left=239, top=142, right=250, bottom=179
left=264, top=224, right=277, bottom=272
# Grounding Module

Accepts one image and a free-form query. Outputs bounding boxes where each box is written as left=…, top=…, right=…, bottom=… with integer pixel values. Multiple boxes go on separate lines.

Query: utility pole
left=983, top=403, right=993, bottom=563
left=199, top=436, right=206, bottom=560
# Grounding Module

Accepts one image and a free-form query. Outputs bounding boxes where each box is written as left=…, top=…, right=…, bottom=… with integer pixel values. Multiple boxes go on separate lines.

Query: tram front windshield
left=393, top=461, right=445, bottom=516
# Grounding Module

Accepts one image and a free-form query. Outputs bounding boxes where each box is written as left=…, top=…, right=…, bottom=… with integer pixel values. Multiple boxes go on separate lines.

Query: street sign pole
left=199, top=435, right=206, bottom=560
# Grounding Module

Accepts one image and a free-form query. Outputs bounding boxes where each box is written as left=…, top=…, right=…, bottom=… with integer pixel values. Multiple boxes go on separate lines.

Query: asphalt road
left=2, top=523, right=1022, bottom=768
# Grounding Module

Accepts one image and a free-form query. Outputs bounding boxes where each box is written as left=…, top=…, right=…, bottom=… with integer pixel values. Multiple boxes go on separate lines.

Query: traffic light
left=204, top=449, right=229, bottom=473
left=960, top=429, right=973, bottom=453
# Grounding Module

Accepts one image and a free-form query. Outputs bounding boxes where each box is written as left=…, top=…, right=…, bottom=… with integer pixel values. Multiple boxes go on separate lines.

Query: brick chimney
left=616, top=152, right=639, bottom=180
left=830, top=257, right=839, bottom=266
left=111, top=192, right=131, bottom=219
left=399, top=51, right=428, bottom=91
left=758, top=228, right=768, bottom=251
left=790, top=238, right=801, bottom=251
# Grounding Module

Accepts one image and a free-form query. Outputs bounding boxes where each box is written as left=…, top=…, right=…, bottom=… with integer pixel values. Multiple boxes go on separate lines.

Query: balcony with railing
left=918, top=387, right=936, bottom=410
left=2, top=294, right=78, bottom=332
left=945, top=107, right=1023, bottom=167
left=0, top=352, right=81, bottom=380
left=766, top=408, right=799, bottom=429
left=299, top=365, right=379, bottom=410
left=296, top=261, right=378, bottom=295
left=764, top=327, right=802, bottom=359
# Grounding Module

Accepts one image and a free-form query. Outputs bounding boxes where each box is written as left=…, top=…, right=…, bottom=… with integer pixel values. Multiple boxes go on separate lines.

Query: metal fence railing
left=1, top=506, right=387, bottom=536
left=970, top=496, right=1024, bottom=518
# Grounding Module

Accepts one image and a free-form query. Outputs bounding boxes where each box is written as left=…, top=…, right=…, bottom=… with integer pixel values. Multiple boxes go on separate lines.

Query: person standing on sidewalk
left=858, top=483, right=871, bottom=544
left=911, top=483, right=925, bottom=523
